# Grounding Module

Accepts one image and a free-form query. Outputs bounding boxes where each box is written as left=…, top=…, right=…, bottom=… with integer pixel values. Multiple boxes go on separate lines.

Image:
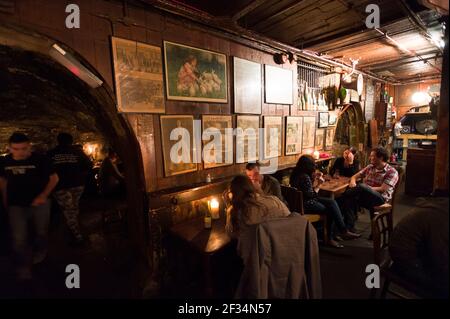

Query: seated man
left=245, top=161, right=286, bottom=204
left=329, top=146, right=360, bottom=178
left=343, top=146, right=399, bottom=220
left=389, top=194, right=449, bottom=298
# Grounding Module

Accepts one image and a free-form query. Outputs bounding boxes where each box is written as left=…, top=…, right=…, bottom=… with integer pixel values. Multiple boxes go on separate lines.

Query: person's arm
left=31, top=173, right=59, bottom=206
left=349, top=165, right=368, bottom=188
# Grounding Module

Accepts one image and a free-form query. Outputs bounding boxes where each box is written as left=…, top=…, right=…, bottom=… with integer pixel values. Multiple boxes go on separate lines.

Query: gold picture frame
left=202, top=115, right=233, bottom=169
left=233, top=57, right=262, bottom=114
left=236, top=115, right=260, bottom=163
left=160, top=115, right=198, bottom=177
left=263, top=116, right=282, bottom=159
left=302, top=116, right=316, bottom=152
left=285, top=116, right=303, bottom=156
left=111, top=37, right=165, bottom=113
left=163, top=41, right=228, bottom=103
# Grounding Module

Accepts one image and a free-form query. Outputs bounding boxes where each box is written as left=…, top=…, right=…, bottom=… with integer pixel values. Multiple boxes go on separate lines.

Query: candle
left=209, top=198, right=220, bottom=220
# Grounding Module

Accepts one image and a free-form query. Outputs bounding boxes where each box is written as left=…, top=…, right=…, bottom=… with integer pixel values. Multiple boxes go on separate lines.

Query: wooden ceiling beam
left=231, top=0, right=268, bottom=22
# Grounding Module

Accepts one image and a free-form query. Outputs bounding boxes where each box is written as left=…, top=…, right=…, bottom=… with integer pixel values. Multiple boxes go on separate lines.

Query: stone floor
left=0, top=197, right=139, bottom=299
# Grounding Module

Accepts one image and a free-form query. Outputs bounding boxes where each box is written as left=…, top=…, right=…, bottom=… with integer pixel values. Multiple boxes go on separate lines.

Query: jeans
left=304, top=197, right=347, bottom=234
left=342, top=183, right=385, bottom=219
left=8, top=201, right=51, bottom=274
left=54, top=186, right=84, bottom=240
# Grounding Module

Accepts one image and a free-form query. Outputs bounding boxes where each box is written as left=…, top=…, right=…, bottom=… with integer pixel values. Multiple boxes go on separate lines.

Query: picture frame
left=263, top=116, right=282, bottom=159
left=160, top=115, right=198, bottom=177
left=302, top=116, right=316, bottom=152
left=111, top=37, right=165, bottom=113
left=202, top=115, right=233, bottom=169
left=236, top=115, right=260, bottom=163
left=264, top=65, right=293, bottom=104
left=328, top=111, right=338, bottom=126
left=233, top=57, right=262, bottom=114
left=163, top=41, right=228, bottom=103
left=285, top=116, right=303, bottom=156
left=318, top=112, right=329, bottom=128
left=315, top=128, right=325, bottom=151
left=325, top=127, right=335, bottom=150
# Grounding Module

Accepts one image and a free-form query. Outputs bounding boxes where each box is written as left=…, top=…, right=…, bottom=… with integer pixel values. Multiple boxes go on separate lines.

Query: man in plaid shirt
left=342, top=147, right=399, bottom=221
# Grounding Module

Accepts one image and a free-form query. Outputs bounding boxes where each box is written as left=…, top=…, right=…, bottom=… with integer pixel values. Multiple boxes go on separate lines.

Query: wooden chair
left=371, top=211, right=435, bottom=299
left=281, top=185, right=328, bottom=243
left=371, top=166, right=405, bottom=218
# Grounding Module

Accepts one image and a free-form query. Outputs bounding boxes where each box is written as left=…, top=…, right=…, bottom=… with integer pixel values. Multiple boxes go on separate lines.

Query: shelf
left=397, top=134, right=437, bottom=140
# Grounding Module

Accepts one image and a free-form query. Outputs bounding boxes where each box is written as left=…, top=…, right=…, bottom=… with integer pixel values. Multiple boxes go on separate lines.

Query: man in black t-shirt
left=0, top=133, right=59, bottom=281
left=47, top=133, right=92, bottom=244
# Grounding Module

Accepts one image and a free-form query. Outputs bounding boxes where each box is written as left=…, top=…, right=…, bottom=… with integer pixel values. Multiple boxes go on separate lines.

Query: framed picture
left=263, top=116, right=282, bottom=159
left=202, top=115, right=233, bottom=169
left=236, top=115, right=260, bottom=163
left=160, top=115, right=198, bottom=177
left=264, top=65, right=293, bottom=104
left=285, top=116, right=303, bottom=155
left=234, top=57, right=262, bottom=114
left=318, top=112, right=329, bottom=128
left=302, top=116, right=316, bottom=152
left=325, top=128, right=335, bottom=150
left=163, top=41, right=228, bottom=103
left=328, top=111, right=338, bottom=126
left=315, top=128, right=325, bottom=151
left=111, top=37, right=165, bottom=113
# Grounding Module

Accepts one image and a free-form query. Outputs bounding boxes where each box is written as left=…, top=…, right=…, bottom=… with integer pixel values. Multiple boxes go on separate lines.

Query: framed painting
left=318, top=112, right=329, bottom=128
left=315, top=128, right=325, bottom=151
left=236, top=115, right=260, bottom=163
left=285, top=116, right=302, bottom=156
left=263, top=116, right=282, bottom=159
left=302, top=116, right=316, bottom=152
left=202, top=115, right=233, bottom=169
left=111, top=37, right=165, bottom=113
left=325, top=127, right=335, bottom=150
left=264, top=65, right=293, bottom=104
left=160, top=115, right=197, bottom=177
left=163, top=41, right=228, bottom=103
left=234, top=57, right=262, bottom=114
left=328, top=111, right=338, bottom=126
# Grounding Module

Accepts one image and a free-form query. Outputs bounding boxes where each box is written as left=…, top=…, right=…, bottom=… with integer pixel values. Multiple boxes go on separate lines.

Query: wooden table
left=169, top=216, right=234, bottom=297
left=318, top=176, right=350, bottom=199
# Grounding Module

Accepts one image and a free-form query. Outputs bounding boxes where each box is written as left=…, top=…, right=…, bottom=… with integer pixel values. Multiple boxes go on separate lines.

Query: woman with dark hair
left=330, top=147, right=360, bottom=178
left=228, top=175, right=290, bottom=234
left=290, top=155, right=360, bottom=248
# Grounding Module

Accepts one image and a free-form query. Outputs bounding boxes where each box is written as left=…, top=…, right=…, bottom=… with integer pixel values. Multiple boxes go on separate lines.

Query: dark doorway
left=0, top=27, right=147, bottom=298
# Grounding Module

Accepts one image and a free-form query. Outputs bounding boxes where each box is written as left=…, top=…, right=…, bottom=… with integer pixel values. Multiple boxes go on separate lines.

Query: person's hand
left=31, top=194, right=47, bottom=206
left=349, top=180, right=357, bottom=188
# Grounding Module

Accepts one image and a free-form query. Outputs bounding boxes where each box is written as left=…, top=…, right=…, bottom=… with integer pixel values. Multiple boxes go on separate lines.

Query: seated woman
left=227, top=175, right=291, bottom=235
left=330, top=147, right=360, bottom=178
left=290, top=155, right=360, bottom=248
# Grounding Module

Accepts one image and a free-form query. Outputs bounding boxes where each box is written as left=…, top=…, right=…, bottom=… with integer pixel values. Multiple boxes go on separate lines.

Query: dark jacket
left=235, top=214, right=322, bottom=299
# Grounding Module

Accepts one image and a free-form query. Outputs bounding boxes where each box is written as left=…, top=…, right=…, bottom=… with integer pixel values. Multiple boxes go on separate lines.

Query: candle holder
left=208, top=198, right=220, bottom=220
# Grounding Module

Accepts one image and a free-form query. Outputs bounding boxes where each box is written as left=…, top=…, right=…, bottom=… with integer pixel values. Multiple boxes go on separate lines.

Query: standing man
left=47, top=133, right=92, bottom=245
left=343, top=146, right=399, bottom=219
left=245, top=161, right=286, bottom=204
left=0, top=132, right=58, bottom=281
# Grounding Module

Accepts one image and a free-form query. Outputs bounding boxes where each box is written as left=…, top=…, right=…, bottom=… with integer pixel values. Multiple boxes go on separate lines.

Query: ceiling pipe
left=399, top=0, right=444, bottom=54
left=374, top=27, right=442, bottom=73
left=141, top=0, right=392, bottom=83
